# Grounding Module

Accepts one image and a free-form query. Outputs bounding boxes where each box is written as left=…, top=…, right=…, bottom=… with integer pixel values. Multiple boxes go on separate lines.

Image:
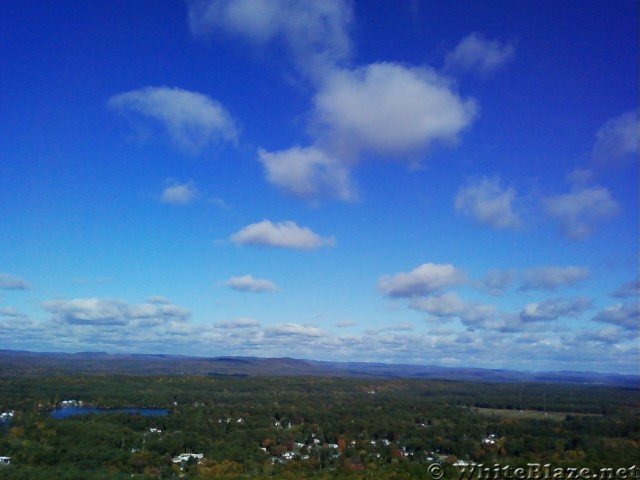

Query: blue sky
left=1, top=0, right=638, bottom=374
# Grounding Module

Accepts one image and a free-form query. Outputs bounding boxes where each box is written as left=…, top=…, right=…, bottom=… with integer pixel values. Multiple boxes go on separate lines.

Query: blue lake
left=51, top=407, right=168, bottom=420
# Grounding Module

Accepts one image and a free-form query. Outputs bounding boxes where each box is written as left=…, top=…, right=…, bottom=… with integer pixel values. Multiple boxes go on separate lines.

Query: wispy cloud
left=520, top=296, right=591, bottom=322
left=478, top=269, right=516, bottom=295
left=520, top=266, right=590, bottom=291
left=542, top=186, right=620, bottom=240
left=335, top=320, right=356, bottom=328
left=445, top=32, right=515, bottom=75
left=230, top=220, right=335, bottom=250
left=146, top=295, right=172, bottom=305
left=591, top=110, right=639, bottom=166
left=611, top=278, right=640, bottom=298
left=213, top=317, right=261, bottom=329
left=108, top=86, right=238, bottom=153
left=0, top=273, right=31, bottom=290
left=220, top=274, right=278, bottom=293
left=455, top=177, right=522, bottom=230
left=187, top=0, right=353, bottom=81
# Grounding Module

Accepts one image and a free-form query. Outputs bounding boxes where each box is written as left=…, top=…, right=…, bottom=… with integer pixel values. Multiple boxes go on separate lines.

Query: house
left=482, top=434, right=498, bottom=445
left=172, top=453, right=204, bottom=463
left=0, top=457, right=11, bottom=465
left=453, top=460, right=476, bottom=467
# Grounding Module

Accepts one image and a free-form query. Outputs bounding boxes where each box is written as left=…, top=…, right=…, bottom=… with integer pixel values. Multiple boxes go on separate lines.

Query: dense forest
left=0, top=375, right=638, bottom=479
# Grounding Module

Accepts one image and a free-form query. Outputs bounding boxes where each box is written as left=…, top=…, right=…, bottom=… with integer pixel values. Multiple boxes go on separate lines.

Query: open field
left=473, top=407, right=602, bottom=421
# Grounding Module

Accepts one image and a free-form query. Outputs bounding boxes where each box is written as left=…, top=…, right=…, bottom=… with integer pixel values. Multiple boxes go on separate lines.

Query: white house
left=172, top=453, right=204, bottom=463
left=0, top=457, right=11, bottom=465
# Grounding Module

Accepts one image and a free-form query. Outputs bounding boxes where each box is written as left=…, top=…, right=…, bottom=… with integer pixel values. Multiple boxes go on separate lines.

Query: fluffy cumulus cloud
left=520, top=266, right=589, bottom=291
left=455, top=177, right=522, bottom=230
left=161, top=180, right=198, bottom=205
left=543, top=186, right=620, bottom=240
left=186, top=0, right=353, bottom=80
left=591, top=110, right=639, bottom=166
left=445, top=32, right=515, bottom=75
left=221, top=274, right=278, bottom=293
left=0, top=273, right=31, bottom=290
left=43, top=298, right=190, bottom=326
left=258, top=146, right=355, bottom=201
left=187, top=2, right=479, bottom=203
left=108, top=86, right=237, bottom=153
left=592, top=303, right=639, bottom=330
left=230, top=220, right=335, bottom=250
left=378, top=263, right=466, bottom=298
left=260, top=63, right=476, bottom=202
left=313, top=63, right=476, bottom=158
left=520, top=297, right=591, bottom=322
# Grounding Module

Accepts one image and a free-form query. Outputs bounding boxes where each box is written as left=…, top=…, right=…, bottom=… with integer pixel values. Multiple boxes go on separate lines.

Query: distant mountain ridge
left=0, top=349, right=637, bottom=386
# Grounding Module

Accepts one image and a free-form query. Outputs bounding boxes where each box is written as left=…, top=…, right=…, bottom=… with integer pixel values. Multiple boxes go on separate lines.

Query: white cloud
left=108, top=86, right=237, bottom=153
left=258, top=146, right=356, bottom=201
left=213, top=317, right=261, bottom=329
left=230, top=220, right=335, bottom=250
left=591, top=110, right=639, bottom=165
left=520, top=297, right=591, bottom=322
left=378, top=263, right=466, bottom=298
left=43, top=298, right=131, bottom=326
left=455, top=177, right=522, bottom=230
left=161, top=180, right=198, bottom=205
left=445, top=32, right=515, bottom=75
left=592, top=303, right=639, bottom=331
left=313, top=63, right=476, bottom=157
left=265, top=323, right=325, bottom=338
left=543, top=186, right=620, bottom=240
left=520, top=266, right=590, bottom=291
left=0, top=273, right=30, bottom=290
left=410, top=292, right=499, bottom=329
left=43, top=298, right=190, bottom=326
left=187, top=0, right=353, bottom=81
left=259, top=63, right=475, bottom=202
left=221, top=274, right=278, bottom=293
left=409, top=292, right=467, bottom=317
